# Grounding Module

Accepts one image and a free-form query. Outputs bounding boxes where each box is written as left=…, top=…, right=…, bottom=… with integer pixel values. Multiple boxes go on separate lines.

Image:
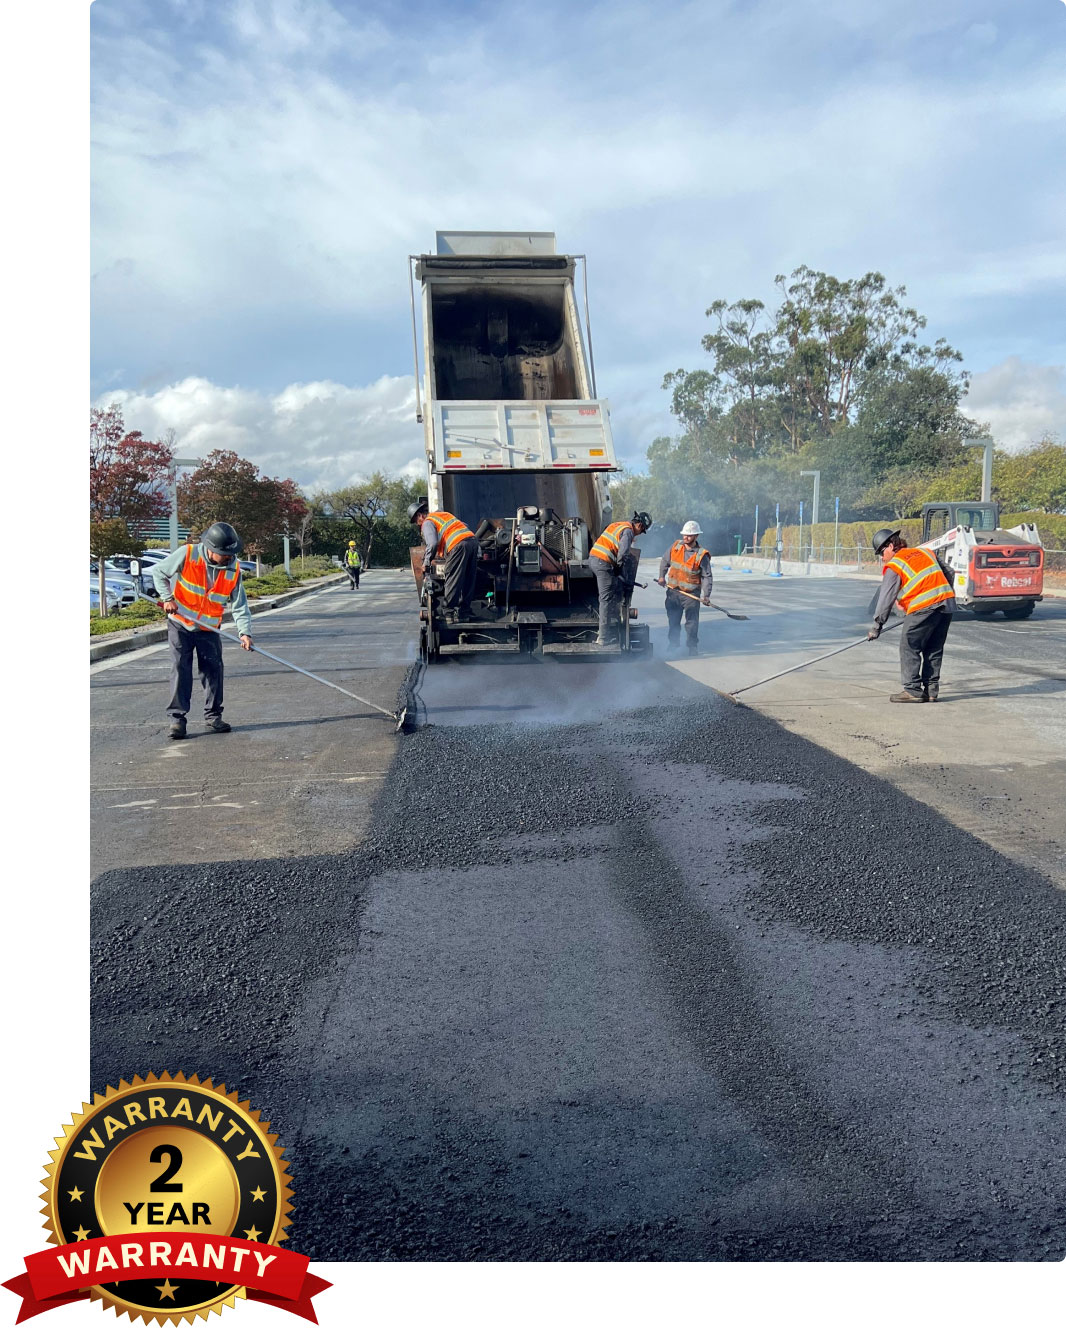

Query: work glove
left=701, top=597, right=711, bottom=606
left=656, top=577, right=666, bottom=587
left=867, top=624, right=882, bottom=641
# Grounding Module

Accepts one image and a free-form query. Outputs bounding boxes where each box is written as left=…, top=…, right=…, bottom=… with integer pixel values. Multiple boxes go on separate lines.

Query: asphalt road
left=91, top=569, right=1066, bottom=1261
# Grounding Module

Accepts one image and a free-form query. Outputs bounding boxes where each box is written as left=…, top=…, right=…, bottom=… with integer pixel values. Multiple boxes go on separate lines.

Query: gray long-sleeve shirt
left=420, top=520, right=439, bottom=569
left=659, top=543, right=713, bottom=598
left=152, top=543, right=253, bottom=636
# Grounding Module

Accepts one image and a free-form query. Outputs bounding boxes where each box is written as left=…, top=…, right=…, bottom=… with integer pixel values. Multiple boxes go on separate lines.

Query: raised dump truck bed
left=407, top=231, right=650, bottom=661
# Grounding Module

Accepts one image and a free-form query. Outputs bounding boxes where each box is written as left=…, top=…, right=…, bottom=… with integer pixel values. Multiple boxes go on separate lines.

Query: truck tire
left=1002, top=602, right=1035, bottom=620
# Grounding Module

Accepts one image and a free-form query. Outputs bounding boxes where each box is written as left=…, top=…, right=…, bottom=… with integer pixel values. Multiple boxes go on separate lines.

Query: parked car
left=90, top=585, right=122, bottom=613
left=238, top=560, right=258, bottom=578
left=90, top=566, right=138, bottom=606
left=102, top=559, right=158, bottom=597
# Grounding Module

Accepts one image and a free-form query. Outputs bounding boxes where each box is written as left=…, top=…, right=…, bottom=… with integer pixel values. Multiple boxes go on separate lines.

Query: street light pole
left=800, top=468, right=821, bottom=527
left=169, top=457, right=204, bottom=550
left=963, top=438, right=994, bottom=503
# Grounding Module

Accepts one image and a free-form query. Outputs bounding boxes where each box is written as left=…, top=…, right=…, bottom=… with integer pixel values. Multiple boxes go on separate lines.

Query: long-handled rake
left=672, top=587, right=749, bottom=620
left=171, top=615, right=414, bottom=732
left=729, top=619, right=902, bottom=699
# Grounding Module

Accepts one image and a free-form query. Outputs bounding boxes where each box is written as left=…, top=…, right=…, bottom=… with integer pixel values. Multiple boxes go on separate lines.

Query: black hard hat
left=202, top=521, right=243, bottom=556
left=633, top=511, right=652, bottom=530
left=872, top=527, right=901, bottom=556
left=408, top=497, right=429, bottom=524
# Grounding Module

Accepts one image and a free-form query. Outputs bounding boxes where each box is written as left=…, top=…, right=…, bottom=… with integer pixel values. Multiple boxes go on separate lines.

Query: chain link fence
left=734, top=541, right=1066, bottom=589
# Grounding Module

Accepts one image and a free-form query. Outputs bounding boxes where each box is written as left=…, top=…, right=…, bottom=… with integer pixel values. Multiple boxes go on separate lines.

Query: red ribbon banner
left=4, top=1235, right=331, bottom=1324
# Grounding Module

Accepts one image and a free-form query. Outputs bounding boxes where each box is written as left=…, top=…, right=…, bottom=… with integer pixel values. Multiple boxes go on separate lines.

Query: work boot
left=205, top=717, right=232, bottom=733
left=687, top=644, right=699, bottom=656
left=889, top=690, right=926, bottom=703
left=169, top=717, right=187, bottom=740
left=925, top=686, right=939, bottom=702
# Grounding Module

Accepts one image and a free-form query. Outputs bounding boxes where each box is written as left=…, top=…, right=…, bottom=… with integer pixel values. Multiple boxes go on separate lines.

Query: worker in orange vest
left=588, top=511, right=651, bottom=645
left=409, top=499, right=478, bottom=621
left=151, top=521, right=254, bottom=739
left=657, top=520, right=713, bottom=655
left=868, top=527, right=954, bottom=702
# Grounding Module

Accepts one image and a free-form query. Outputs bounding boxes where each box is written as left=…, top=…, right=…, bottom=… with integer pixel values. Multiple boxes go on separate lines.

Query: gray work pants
left=593, top=563, right=621, bottom=640
left=665, top=588, right=701, bottom=649
left=167, top=619, right=224, bottom=718
left=899, top=605, right=951, bottom=696
left=441, top=538, right=478, bottom=616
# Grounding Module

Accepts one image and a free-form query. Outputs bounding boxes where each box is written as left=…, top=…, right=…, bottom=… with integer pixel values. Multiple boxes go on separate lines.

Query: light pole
left=833, top=496, right=840, bottom=567
left=964, top=438, right=994, bottom=503
left=770, top=501, right=783, bottom=577
left=169, top=457, right=203, bottom=551
left=800, top=468, right=821, bottom=529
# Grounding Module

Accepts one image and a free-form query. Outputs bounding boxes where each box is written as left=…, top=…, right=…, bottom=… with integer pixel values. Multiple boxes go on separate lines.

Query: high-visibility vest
left=171, top=544, right=241, bottom=631
left=665, top=540, right=707, bottom=593
left=589, top=521, right=634, bottom=565
left=884, top=546, right=954, bottom=615
left=424, top=511, right=474, bottom=556
left=345, top=549, right=361, bottom=567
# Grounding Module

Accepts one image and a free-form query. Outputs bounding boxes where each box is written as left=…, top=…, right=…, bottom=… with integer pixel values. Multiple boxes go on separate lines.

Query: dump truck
left=921, top=501, right=1044, bottom=618
left=406, top=231, right=651, bottom=661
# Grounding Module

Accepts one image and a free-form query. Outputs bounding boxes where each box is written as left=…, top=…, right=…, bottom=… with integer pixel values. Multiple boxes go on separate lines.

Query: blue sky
left=87, top=0, right=1066, bottom=490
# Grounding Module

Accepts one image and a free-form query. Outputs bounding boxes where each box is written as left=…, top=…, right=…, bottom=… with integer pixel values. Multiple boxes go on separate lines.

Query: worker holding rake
left=657, top=520, right=713, bottom=656
left=868, top=526, right=954, bottom=702
left=152, top=521, right=254, bottom=739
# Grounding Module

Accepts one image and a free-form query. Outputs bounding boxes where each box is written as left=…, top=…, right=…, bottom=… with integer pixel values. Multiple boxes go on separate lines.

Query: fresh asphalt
left=91, top=568, right=1066, bottom=1260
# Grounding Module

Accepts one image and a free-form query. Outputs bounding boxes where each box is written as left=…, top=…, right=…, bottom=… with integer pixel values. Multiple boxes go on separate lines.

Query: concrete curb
left=89, top=573, right=348, bottom=663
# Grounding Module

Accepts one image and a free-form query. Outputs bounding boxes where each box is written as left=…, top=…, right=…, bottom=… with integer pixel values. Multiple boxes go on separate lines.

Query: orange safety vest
left=884, top=546, right=954, bottom=615
left=423, top=511, right=474, bottom=556
left=589, top=521, right=634, bottom=565
left=665, top=540, right=707, bottom=593
left=171, top=544, right=242, bottom=631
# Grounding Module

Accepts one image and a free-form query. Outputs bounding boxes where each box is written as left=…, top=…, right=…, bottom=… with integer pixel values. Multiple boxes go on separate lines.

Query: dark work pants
left=167, top=619, right=224, bottom=718
left=593, top=563, right=621, bottom=640
left=346, top=564, right=361, bottom=588
left=441, top=538, right=478, bottom=616
left=899, top=606, right=951, bottom=696
left=665, top=588, right=701, bottom=649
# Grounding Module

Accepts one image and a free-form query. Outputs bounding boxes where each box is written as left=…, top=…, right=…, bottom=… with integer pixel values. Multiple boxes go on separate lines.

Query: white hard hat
left=681, top=521, right=702, bottom=536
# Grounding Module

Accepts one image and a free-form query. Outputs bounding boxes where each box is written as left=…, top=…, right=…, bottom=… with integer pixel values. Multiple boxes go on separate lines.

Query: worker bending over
left=588, top=511, right=651, bottom=646
left=868, top=526, right=954, bottom=702
left=409, top=499, right=478, bottom=621
left=152, top=521, right=254, bottom=739
left=345, top=540, right=362, bottom=589
left=657, top=520, right=712, bottom=655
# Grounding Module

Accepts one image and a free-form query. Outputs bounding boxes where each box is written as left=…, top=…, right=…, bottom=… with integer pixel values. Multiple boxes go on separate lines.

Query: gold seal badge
left=41, top=1073, right=291, bottom=1324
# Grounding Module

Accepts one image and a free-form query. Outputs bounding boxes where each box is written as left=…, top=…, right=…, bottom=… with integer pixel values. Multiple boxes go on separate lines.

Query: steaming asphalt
left=91, top=568, right=1066, bottom=1261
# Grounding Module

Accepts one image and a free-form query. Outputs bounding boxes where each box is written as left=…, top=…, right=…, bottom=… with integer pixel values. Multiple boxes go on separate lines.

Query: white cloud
left=965, top=356, right=1066, bottom=450
left=94, top=375, right=427, bottom=492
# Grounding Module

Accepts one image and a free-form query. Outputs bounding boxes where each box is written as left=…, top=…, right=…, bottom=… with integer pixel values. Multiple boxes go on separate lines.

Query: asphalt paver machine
left=407, top=231, right=651, bottom=662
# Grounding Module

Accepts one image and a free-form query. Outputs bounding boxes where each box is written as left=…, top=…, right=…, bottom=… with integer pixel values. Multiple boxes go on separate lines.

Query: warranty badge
left=4, top=1074, right=330, bottom=1323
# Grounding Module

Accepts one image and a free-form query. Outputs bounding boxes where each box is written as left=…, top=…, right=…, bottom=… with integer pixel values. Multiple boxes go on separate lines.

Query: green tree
left=313, top=472, right=422, bottom=567
left=178, top=450, right=308, bottom=569
left=89, top=405, right=173, bottom=615
left=996, top=437, right=1066, bottom=513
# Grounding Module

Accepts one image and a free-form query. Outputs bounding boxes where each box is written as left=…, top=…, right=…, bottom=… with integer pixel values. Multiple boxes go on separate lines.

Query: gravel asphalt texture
left=92, top=679, right=1066, bottom=1262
